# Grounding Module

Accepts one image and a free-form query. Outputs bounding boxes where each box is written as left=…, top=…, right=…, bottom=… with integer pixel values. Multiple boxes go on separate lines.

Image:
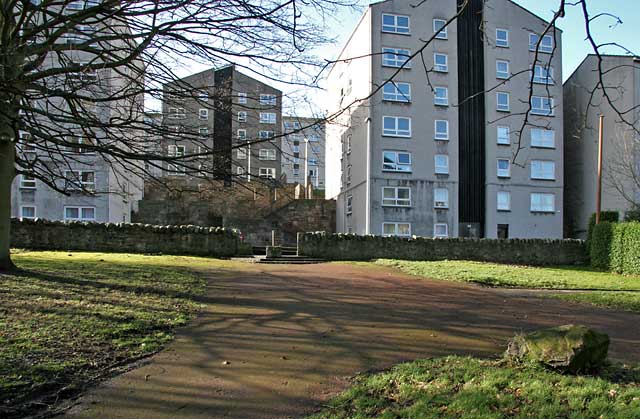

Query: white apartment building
left=326, top=0, right=563, bottom=238
left=11, top=2, right=144, bottom=223
left=281, top=116, right=326, bottom=189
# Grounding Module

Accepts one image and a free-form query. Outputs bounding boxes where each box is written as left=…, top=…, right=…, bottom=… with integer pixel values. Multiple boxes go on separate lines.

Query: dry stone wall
left=11, top=218, right=239, bottom=257
left=298, top=232, right=587, bottom=266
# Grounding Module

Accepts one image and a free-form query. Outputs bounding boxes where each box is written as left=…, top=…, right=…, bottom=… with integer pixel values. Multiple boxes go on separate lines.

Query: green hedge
left=590, top=221, right=640, bottom=274
left=586, top=211, right=619, bottom=251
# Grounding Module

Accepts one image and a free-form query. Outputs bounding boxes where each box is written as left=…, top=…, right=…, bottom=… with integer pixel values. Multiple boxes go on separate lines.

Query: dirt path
left=65, top=262, right=640, bottom=419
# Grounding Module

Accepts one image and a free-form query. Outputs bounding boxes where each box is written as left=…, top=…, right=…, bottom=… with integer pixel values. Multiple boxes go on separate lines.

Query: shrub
left=624, top=208, right=640, bottom=222
left=590, top=222, right=615, bottom=270
left=586, top=211, right=619, bottom=250
left=591, top=221, right=640, bottom=274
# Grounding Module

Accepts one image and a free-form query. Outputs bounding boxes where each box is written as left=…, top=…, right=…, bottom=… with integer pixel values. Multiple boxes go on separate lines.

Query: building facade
left=564, top=55, right=640, bottom=238
left=325, top=0, right=563, bottom=238
left=11, top=4, right=144, bottom=224
left=161, top=66, right=283, bottom=182
left=280, top=117, right=326, bottom=189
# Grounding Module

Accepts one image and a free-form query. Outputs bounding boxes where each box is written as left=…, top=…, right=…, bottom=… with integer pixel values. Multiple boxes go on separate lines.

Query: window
left=21, top=206, right=36, bottom=220
left=531, top=96, right=554, bottom=116
left=199, top=91, right=209, bottom=102
left=168, top=107, right=186, bottom=119
left=382, top=48, right=411, bottom=68
left=259, top=149, right=276, bottom=161
left=237, top=111, right=247, bottom=122
left=199, top=109, right=209, bottom=120
left=199, top=128, right=209, bottom=136
left=496, top=92, right=510, bottom=112
left=292, top=145, right=300, bottom=153
left=236, top=129, right=247, bottom=140
left=68, top=61, right=97, bottom=81
left=308, top=134, right=320, bottom=142
left=382, top=14, right=410, bottom=34
left=346, top=164, right=352, bottom=184
left=346, top=135, right=352, bottom=154
left=533, top=65, right=554, bottom=85
left=293, top=168, right=300, bottom=176
left=531, top=128, right=555, bottom=148
left=259, top=167, right=276, bottom=179
left=497, top=191, right=511, bottom=211
left=65, top=170, right=95, bottom=191
left=383, top=151, right=412, bottom=172
left=346, top=195, right=353, bottom=214
left=496, top=60, right=509, bottom=79
left=383, top=222, right=411, bottom=237
left=284, top=121, right=301, bottom=131
left=382, top=116, right=411, bottom=137
left=434, top=87, right=448, bottom=106
left=260, top=94, right=277, bottom=105
left=383, top=82, right=411, bottom=102
left=64, top=206, right=96, bottom=221
left=383, top=187, right=411, bottom=207
left=433, top=19, right=447, bottom=39
left=497, top=224, right=509, bottom=239
left=434, top=53, right=448, bottom=72
left=531, top=160, right=555, bottom=180
left=434, top=155, right=449, bottom=174
left=167, top=144, right=185, bottom=157
left=435, top=120, right=449, bottom=141
left=497, top=126, right=510, bottom=145
left=19, top=131, right=36, bottom=154
left=434, top=188, right=449, bottom=208
left=529, top=33, right=553, bottom=53
left=434, top=223, right=448, bottom=238
left=308, top=158, right=318, bottom=165
left=20, top=175, right=36, bottom=189
left=237, top=148, right=247, bottom=160
left=259, top=130, right=274, bottom=140
left=66, top=135, right=96, bottom=154
left=238, top=92, right=247, bottom=104
left=497, top=159, right=510, bottom=178
left=260, top=112, right=277, bottom=124
left=496, top=28, right=509, bottom=47
left=530, top=193, right=555, bottom=212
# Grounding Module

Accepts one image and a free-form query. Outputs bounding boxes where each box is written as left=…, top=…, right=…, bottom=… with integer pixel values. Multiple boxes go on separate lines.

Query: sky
left=150, top=1, right=639, bottom=115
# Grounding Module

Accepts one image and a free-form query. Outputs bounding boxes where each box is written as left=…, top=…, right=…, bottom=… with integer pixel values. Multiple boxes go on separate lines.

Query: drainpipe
left=365, top=116, right=371, bottom=234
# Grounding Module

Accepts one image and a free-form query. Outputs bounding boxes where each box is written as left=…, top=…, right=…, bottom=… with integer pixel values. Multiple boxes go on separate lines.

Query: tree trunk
left=0, top=139, right=16, bottom=272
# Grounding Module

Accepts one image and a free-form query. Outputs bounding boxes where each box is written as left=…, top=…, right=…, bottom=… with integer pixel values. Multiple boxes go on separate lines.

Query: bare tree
left=0, top=0, right=356, bottom=271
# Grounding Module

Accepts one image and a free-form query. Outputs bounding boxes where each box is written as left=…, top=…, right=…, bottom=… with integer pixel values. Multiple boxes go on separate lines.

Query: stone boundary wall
left=298, top=232, right=588, bottom=266
left=11, top=218, right=239, bottom=257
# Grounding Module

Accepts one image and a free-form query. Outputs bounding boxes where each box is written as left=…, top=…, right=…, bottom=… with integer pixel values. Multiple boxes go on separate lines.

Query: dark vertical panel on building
left=457, top=0, right=485, bottom=237
left=214, top=67, right=233, bottom=185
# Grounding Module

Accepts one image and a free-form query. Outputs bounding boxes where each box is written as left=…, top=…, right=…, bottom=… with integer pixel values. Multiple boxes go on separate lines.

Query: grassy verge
left=309, top=356, right=640, bottom=419
left=552, top=292, right=640, bottom=313
left=374, top=259, right=640, bottom=290
left=0, top=251, right=236, bottom=418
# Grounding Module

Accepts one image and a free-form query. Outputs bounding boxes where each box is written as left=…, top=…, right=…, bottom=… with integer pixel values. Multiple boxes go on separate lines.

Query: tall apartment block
left=564, top=55, right=640, bottom=238
left=281, top=116, right=326, bottom=189
left=11, top=3, right=144, bottom=223
left=162, top=66, right=283, bottom=182
left=325, top=0, right=563, bottom=238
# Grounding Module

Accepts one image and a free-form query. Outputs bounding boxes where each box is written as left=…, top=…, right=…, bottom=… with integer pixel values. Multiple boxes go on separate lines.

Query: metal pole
left=304, top=138, right=309, bottom=198
left=247, top=142, right=251, bottom=182
left=596, top=114, right=604, bottom=224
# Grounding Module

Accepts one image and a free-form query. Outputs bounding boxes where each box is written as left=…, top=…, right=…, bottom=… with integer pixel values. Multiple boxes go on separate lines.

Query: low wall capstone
left=298, top=232, right=587, bottom=266
left=11, top=218, right=239, bottom=257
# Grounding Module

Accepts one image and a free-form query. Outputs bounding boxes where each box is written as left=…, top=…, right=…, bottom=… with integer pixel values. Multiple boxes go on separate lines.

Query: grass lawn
left=0, top=251, right=236, bottom=418
left=309, top=356, right=640, bottom=419
left=374, top=260, right=640, bottom=290
left=371, top=260, right=640, bottom=313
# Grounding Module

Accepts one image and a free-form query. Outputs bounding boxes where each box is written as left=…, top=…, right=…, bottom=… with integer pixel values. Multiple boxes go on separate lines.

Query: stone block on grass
left=505, top=324, right=609, bottom=373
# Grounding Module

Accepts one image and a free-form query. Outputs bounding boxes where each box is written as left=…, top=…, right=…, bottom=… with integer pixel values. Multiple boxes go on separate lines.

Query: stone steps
left=257, top=256, right=326, bottom=265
